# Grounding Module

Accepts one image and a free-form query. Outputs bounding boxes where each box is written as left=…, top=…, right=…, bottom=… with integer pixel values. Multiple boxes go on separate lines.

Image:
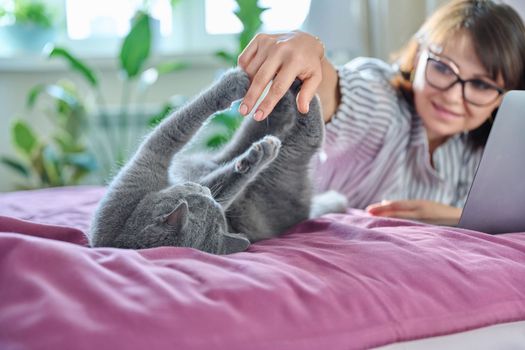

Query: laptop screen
left=457, top=90, right=525, bottom=234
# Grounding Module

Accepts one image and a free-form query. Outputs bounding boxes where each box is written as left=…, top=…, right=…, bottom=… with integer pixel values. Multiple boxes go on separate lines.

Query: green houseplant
left=0, top=0, right=54, bottom=27
left=0, top=81, right=96, bottom=189
left=1, top=9, right=187, bottom=189
left=0, top=0, right=57, bottom=53
left=1, top=0, right=265, bottom=189
left=204, top=0, right=268, bottom=149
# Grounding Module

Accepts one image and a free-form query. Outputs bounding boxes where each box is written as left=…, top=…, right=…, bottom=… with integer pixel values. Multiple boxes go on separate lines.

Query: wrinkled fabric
left=1, top=186, right=525, bottom=350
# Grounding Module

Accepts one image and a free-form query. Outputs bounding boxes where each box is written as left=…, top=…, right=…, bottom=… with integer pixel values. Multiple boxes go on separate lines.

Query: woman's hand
left=237, top=31, right=326, bottom=121
left=365, top=200, right=462, bottom=226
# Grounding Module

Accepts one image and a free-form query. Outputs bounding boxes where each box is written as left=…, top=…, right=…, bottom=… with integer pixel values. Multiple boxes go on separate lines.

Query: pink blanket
left=1, top=186, right=525, bottom=350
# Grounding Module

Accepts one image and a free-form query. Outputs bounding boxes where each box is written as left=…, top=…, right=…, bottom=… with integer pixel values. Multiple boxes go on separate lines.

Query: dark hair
left=391, top=0, right=525, bottom=149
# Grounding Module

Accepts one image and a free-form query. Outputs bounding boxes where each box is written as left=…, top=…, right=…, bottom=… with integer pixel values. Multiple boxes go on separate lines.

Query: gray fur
left=90, top=68, right=334, bottom=254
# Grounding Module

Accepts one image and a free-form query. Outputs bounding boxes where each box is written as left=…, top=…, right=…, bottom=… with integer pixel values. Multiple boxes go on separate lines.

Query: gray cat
left=90, top=68, right=344, bottom=254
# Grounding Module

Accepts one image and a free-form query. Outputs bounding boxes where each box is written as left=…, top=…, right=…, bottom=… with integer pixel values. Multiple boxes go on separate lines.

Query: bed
left=1, top=186, right=525, bottom=350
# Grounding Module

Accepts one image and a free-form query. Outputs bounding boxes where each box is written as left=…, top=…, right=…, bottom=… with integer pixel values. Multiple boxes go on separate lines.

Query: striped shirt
left=312, top=57, right=483, bottom=209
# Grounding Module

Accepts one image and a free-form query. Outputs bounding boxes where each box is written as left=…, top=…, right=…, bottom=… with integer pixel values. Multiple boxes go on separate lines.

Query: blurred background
left=0, top=0, right=523, bottom=192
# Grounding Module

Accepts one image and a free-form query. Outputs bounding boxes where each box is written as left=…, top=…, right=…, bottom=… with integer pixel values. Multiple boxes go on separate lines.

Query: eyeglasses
left=425, top=51, right=505, bottom=106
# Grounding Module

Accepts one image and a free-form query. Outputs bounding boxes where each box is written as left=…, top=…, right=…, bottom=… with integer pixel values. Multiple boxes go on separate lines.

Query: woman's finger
left=238, top=34, right=262, bottom=71
left=237, top=31, right=325, bottom=118
left=241, top=34, right=281, bottom=78
left=296, top=71, right=322, bottom=114
left=252, top=65, right=304, bottom=121
left=240, top=58, right=283, bottom=119
left=372, top=210, right=421, bottom=219
left=366, top=200, right=419, bottom=214
left=243, top=49, right=269, bottom=80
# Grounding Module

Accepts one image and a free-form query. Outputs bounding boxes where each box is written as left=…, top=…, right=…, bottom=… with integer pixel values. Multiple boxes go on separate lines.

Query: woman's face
left=412, top=31, right=505, bottom=144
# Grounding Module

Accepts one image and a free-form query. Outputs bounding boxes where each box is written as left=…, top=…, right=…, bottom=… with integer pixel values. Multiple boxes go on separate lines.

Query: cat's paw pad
left=234, top=136, right=281, bottom=173
left=262, top=135, right=280, bottom=146
left=247, top=136, right=281, bottom=163
left=259, top=135, right=281, bottom=157
left=235, top=158, right=251, bottom=173
left=235, top=147, right=263, bottom=173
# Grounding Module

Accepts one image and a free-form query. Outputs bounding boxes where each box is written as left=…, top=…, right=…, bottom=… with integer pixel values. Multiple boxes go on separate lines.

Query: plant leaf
left=119, top=12, right=151, bottom=79
left=148, top=104, right=173, bottom=127
left=12, top=120, right=38, bottom=156
left=46, top=85, right=78, bottom=105
left=214, top=0, right=268, bottom=66
left=31, top=145, right=49, bottom=186
left=27, top=84, right=46, bottom=108
left=65, top=153, right=98, bottom=171
left=27, top=83, right=80, bottom=111
left=211, top=111, right=243, bottom=132
left=27, top=83, right=85, bottom=139
left=53, top=133, right=85, bottom=153
left=42, top=145, right=62, bottom=186
left=70, top=167, right=90, bottom=184
left=0, top=156, right=30, bottom=178
left=12, top=0, right=54, bottom=28
left=234, top=0, right=268, bottom=50
left=206, top=134, right=230, bottom=149
left=47, top=46, right=99, bottom=87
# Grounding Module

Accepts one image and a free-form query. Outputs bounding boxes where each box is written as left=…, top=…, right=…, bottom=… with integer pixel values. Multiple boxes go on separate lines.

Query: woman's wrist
left=318, top=57, right=340, bottom=123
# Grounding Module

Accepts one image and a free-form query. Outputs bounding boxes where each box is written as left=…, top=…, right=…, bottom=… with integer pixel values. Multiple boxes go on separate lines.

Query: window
left=0, top=0, right=312, bottom=59
left=205, top=0, right=311, bottom=35
left=65, top=0, right=312, bottom=56
left=66, top=0, right=173, bottom=40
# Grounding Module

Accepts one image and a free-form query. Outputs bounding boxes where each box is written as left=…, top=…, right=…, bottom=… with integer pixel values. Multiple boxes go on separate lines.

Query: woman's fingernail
left=239, top=103, right=248, bottom=115
left=254, top=110, right=264, bottom=121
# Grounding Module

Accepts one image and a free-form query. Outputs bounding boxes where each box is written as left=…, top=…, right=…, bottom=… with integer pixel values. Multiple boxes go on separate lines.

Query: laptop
left=457, top=90, right=525, bottom=234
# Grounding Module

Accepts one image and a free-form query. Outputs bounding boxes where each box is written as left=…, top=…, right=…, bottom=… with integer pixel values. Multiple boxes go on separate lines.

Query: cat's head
left=128, top=182, right=250, bottom=254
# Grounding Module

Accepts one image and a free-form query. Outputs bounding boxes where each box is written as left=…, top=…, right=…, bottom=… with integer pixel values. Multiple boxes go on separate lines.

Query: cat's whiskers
left=208, top=182, right=222, bottom=198
left=218, top=194, right=236, bottom=207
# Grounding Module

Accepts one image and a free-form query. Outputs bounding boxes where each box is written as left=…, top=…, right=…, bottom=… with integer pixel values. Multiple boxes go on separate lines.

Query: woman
left=237, top=0, right=525, bottom=225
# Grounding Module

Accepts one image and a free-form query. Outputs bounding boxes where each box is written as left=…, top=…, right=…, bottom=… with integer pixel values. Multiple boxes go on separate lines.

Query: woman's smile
left=431, top=101, right=463, bottom=121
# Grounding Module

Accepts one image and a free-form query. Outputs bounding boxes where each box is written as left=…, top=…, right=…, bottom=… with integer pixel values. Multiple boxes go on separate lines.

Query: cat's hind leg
left=200, top=135, right=281, bottom=209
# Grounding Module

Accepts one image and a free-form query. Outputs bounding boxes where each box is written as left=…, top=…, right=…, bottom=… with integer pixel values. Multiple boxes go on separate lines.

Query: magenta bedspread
left=1, top=186, right=525, bottom=350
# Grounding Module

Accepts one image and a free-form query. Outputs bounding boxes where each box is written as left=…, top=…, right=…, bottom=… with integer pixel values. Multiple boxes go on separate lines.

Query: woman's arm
left=237, top=31, right=340, bottom=123
left=318, top=57, right=340, bottom=123
left=366, top=200, right=463, bottom=226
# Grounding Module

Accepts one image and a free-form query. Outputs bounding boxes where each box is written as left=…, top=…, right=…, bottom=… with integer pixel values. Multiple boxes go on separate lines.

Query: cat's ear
left=166, top=201, right=189, bottom=230
left=221, top=232, right=250, bottom=254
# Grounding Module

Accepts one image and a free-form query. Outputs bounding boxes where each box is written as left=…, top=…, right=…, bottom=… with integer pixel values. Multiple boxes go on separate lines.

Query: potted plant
left=0, top=81, right=97, bottom=189
left=1, top=8, right=187, bottom=189
left=0, top=0, right=57, bottom=53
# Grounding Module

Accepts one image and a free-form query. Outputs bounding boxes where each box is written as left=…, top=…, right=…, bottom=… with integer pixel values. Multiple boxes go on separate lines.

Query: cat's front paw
left=235, top=136, right=281, bottom=173
left=292, top=95, right=324, bottom=148
left=218, top=68, right=251, bottom=101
